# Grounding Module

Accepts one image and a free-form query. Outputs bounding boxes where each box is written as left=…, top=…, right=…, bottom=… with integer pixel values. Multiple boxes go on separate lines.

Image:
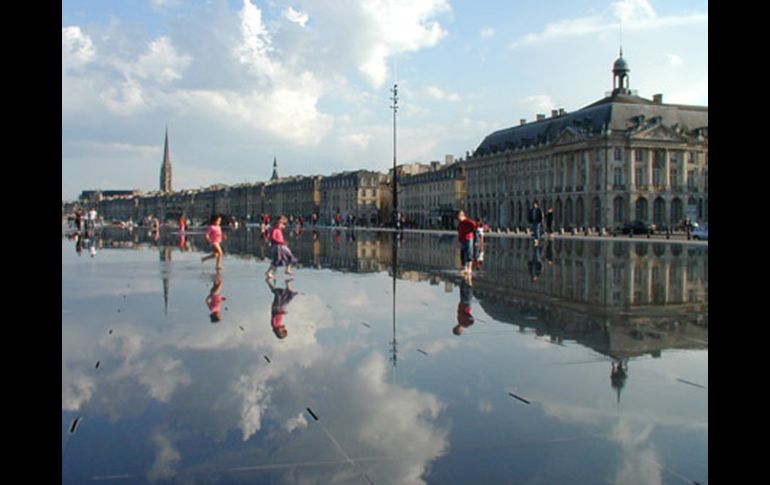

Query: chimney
left=445, top=154, right=454, bottom=165
left=559, top=108, right=565, bottom=116
left=520, top=119, right=526, bottom=126
left=536, top=114, right=545, bottom=121
left=551, top=110, right=558, bottom=118
left=653, top=94, right=663, bottom=104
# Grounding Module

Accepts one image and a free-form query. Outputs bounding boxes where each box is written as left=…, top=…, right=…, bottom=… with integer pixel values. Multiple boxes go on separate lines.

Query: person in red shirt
left=201, top=214, right=226, bottom=269
left=456, top=210, right=477, bottom=278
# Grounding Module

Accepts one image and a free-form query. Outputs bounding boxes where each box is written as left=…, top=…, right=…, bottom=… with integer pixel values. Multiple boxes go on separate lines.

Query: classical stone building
left=264, top=175, right=321, bottom=221
left=399, top=156, right=466, bottom=228
left=466, top=52, right=708, bottom=231
left=319, top=170, right=388, bottom=225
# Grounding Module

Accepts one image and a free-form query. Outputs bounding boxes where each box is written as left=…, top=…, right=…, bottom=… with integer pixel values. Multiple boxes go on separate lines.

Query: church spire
left=160, top=126, right=172, bottom=193
left=270, top=156, right=279, bottom=181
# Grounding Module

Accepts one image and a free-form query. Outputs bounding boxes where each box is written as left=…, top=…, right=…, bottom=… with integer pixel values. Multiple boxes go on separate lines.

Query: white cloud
left=509, top=0, right=707, bottom=49
left=426, top=85, right=461, bottom=102
left=665, top=53, right=683, bottom=67
left=147, top=430, right=182, bottom=482
left=62, top=26, right=96, bottom=69
left=353, top=0, right=451, bottom=87
left=284, top=6, right=309, bottom=27
left=283, top=412, right=308, bottom=432
left=340, top=132, right=373, bottom=150
left=480, top=26, right=495, bottom=39
left=521, top=94, right=558, bottom=115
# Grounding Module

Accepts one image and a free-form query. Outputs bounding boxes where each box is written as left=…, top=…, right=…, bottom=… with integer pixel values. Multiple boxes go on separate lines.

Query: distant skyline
left=62, top=0, right=707, bottom=201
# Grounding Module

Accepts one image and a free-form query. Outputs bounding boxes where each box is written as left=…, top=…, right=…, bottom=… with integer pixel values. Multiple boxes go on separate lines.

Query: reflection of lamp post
left=390, top=234, right=398, bottom=384
left=390, top=83, right=399, bottom=228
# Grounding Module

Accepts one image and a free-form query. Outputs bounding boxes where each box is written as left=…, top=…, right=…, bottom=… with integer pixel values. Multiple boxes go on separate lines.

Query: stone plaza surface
left=62, top=227, right=707, bottom=484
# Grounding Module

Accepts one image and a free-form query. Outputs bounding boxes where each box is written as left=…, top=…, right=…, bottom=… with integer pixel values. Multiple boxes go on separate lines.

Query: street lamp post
left=390, top=83, right=398, bottom=228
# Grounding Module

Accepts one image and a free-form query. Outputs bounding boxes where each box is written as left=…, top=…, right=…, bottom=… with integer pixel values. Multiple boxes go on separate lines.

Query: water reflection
left=62, top=227, right=707, bottom=484
left=206, top=270, right=226, bottom=323
left=267, top=278, right=297, bottom=338
left=453, top=279, right=475, bottom=336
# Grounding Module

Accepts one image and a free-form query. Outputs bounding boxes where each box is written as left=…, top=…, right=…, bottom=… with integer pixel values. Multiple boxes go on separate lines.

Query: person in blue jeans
left=528, top=201, right=544, bottom=242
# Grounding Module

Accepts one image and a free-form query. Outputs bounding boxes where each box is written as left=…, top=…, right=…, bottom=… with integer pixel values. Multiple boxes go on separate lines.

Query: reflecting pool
left=62, top=227, right=707, bottom=484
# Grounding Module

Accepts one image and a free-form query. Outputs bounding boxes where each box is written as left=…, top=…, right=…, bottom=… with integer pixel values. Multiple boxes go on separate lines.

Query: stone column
left=646, top=148, right=653, bottom=188
left=663, top=149, right=671, bottom=189
left=627, top=148, right=635, bottom=191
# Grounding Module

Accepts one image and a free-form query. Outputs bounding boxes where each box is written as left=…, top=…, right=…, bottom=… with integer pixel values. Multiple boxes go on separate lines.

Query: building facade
left=466, top=53, right=708, bottom=231
left=399, top=156, right=466, bottom=228
left=319, top=170, right=388, bottom=225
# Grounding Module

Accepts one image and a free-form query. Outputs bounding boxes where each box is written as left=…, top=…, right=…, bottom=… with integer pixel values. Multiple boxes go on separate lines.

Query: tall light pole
left=390, top=83, right=399, bottom=228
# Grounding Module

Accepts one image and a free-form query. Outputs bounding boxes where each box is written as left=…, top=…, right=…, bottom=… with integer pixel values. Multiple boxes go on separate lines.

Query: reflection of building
left=95, top=227, right=707, bottom=364
left=467, top=52, right=708, bottom=230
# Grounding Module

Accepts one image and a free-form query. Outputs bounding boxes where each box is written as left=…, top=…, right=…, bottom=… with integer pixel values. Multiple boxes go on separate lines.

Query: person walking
left=265, top=215, right=298, bottom=279
left=201, top=214, right=225, bottom=270
left=456, top=210, right=477, bottom=278
left=545, top=207, right=554, bottom=236
left=528, top=202, right=544, bottom=242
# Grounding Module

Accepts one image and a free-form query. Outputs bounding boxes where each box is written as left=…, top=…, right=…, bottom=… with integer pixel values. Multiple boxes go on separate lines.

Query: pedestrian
left=545, top=207, right=554, bottom=236
left=473, top=220, right=485, bottom=270
left=265, top=215, right=297, bottom=279
left=528, top=202, right=544, bottom=242
left=201, top=214, right=225, bottom=269
left=456, top=210, right=477, bottom=278
left=178, top=214, right=187, bottom=233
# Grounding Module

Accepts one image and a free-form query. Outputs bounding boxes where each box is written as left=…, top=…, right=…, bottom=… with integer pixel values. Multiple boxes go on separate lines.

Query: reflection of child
left=206, top=271, right=226, bottom=323
left=453, top=279, right=475, bottom=335
left=267, top=278, right=297, bottom=339
left=201, top=215, right=225, bottom=269
left=265, top=215, right=297, bottom=279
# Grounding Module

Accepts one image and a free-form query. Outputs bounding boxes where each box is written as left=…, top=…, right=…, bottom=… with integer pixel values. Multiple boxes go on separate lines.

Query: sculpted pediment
left=552, top=127, right=583, bottom=146
left=629, top=124, right=687, bottom=142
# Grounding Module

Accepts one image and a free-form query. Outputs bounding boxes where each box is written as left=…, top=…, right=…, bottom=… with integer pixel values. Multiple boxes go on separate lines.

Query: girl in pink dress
left=265, top=215, right=297, bottom=279
left=201, top=215, right=225, bottom=269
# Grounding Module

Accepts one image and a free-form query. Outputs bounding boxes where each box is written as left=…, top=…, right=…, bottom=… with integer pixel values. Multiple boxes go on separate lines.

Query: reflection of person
left=528, top=241, right=543, bottom=281
left=201, top=215, right=225, bottom=270
left=456, top=210, right=477, bottom=278
left=267, top=278, right=298, bottom=339
left=265, top=215, right=297, bottom=279
left=453, top=278, right=475, bottom=335
left=206, top=270, right=226, bottom=323
left=528, top=202, right=543, bottom=241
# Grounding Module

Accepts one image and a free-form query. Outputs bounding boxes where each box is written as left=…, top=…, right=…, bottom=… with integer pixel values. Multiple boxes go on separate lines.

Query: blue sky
left=62, top=0, right=708, bottom=201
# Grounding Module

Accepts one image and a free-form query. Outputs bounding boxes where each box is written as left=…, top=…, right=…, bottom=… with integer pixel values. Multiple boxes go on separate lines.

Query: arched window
left=635, top=197, right=648, bottom=221
left=613, top=196, right=625, bottom=224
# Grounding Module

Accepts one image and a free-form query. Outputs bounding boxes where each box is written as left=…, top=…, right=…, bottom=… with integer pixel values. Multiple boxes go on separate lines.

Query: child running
left=265, top=215, right=297, bottom=279
left=201, top=214, right=225, bottom=269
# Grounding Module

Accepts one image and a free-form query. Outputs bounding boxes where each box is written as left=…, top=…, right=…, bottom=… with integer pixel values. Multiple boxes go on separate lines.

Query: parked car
left=620, top=220, right=654, bottom=235
left=692, top=224, right=708, bottom=240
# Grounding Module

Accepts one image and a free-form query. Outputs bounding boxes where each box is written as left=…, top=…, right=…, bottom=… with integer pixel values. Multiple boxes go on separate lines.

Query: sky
left=61, top=0, right=708, bottom=201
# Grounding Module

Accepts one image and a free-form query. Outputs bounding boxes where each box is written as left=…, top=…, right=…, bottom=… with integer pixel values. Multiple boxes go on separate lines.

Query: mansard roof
left=474, top=93, right=708, bottom=157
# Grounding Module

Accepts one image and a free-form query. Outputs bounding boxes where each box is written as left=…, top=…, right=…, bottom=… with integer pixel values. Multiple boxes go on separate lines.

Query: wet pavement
left=62, top=226, right=707, bottom=484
